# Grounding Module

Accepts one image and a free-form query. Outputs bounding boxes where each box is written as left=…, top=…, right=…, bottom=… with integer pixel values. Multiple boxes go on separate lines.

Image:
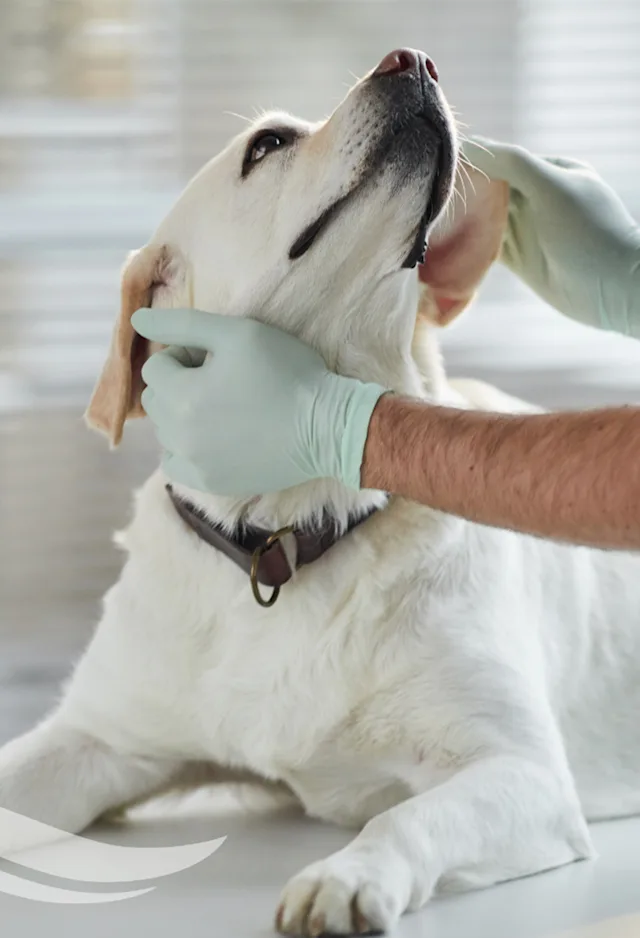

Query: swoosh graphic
left=1, top=808, right=226, bottom=883
left=0, top=870, right=154, bottom=904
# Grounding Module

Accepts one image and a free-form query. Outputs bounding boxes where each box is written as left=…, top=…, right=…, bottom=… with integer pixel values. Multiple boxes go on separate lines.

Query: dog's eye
left=249, top=133, right=284, bottom=163
left=243, top=132, right=286, bottom=172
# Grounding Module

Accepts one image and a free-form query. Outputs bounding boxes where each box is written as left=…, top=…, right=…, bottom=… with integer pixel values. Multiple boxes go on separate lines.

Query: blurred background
left=1, top=0, right=639, bottom=740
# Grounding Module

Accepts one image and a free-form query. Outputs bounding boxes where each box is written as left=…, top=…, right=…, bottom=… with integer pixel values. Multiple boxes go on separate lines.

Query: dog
left=2, top=47, right=640, bottom=936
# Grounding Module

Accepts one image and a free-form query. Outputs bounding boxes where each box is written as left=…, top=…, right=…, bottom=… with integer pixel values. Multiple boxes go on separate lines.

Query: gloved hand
left=131, top=308, right=385, bottom=496
left=463, top=136, right=640, bottom=337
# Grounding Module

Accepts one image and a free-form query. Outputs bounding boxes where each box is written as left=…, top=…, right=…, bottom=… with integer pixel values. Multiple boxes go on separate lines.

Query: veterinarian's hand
left=132, top=309, right=385, bottom=496
left=463, top=136, right=640, bottom=337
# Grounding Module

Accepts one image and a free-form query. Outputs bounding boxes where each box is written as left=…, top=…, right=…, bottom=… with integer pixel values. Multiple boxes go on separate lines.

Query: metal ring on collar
left=250, top=526, right=294, bottom=608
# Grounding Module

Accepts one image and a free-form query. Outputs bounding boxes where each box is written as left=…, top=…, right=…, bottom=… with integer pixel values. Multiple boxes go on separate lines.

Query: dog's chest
left=188, top=619, right=451, bottom=824
left=189, top=607, right=375, bottom=775
left=105, top=485, right=479, bottom=817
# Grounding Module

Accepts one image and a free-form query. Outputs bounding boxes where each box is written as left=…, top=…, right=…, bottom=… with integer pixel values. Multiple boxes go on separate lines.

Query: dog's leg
left=276, top=754, right=593, bottom=936
left=0, top=714, right=181, bottom=855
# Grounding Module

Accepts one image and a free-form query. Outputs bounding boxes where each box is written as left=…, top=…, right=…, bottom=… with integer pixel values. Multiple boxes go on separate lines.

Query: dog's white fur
left=2, top=56, right=640, bottom=937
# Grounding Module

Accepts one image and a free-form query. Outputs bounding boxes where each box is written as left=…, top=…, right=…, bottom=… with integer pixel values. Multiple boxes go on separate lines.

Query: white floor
left=1, top=782, right=640, bottom=937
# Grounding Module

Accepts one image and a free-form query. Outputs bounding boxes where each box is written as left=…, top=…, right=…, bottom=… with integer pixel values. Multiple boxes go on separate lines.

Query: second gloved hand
left=132, top=308, right=386, bottom=497
left=463, top=136, right=640, bottom=337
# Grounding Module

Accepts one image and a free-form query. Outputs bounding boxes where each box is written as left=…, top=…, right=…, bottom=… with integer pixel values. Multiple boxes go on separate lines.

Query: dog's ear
left=85, top=244, right=176, bottom=446
left=417, top=162, right=509, bottom=326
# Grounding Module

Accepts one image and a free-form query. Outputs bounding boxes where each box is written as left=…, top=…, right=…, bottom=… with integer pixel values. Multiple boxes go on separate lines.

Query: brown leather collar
left=166, top=485, right=378, bottom=607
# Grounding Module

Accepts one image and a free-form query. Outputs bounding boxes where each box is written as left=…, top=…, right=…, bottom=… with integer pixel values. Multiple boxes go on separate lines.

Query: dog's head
left=87, top=48, right=507, bottom=445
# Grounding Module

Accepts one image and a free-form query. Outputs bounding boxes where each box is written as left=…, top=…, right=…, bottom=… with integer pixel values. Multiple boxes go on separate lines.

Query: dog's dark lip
left=401, top=136, right=454, bottom=269
left=401, top=190, right=437, bottom=270
left=289, top=190, right=355, bottom=261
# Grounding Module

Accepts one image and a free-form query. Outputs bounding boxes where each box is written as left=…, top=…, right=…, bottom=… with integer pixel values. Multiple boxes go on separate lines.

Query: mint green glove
left=131, top=308, right=385, bottom=496
left=463, top=136, right=640, bottom=337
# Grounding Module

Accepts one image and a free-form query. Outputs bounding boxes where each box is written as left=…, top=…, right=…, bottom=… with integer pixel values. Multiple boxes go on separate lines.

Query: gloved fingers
left=542, top=155, right=595, bottom=173
left=141, top=346, right=194, bottom=390
left=132, top=307, right=239, bottom=353
left=140, top=386, right=166, bottom=424
left=141, top=387, right=193, bottom=450
left=162, top=344, right=208, bottom=368
left=500, top=236, right=523, bottom=272
left=458, top=136, right=533, bottom=182
left=462, top=135, right=573, bottom=198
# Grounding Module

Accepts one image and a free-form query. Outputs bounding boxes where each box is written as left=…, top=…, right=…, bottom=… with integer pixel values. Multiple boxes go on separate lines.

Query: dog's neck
left=295, top=275, right=443, bottom=397
left=175, top=274, right=450, bottom=532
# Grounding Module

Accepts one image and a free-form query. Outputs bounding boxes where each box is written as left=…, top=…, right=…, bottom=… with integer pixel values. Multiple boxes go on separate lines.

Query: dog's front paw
left=275, top=843, right=415, bottom=936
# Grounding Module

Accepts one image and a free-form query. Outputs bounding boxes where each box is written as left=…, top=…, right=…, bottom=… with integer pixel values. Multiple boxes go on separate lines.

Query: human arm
left=363, top=394, right=640, bottom=550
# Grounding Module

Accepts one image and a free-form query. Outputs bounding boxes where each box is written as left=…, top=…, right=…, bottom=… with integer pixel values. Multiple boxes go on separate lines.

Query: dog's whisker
left=458, top=161, right=478, bottom=200
left=461, top=137, right=494, bottom=159
left=452, top=183, right=468, bottom=213
left=223, top=111, right=253, bottom=125
left=442, top=201, right=455, bottom=226
left=442, top=189, right=459, bottom=223
left=456, top=161, right=471, bottom=193
left=460, top=131, right=493, bottom=160
left=458, top=154, right=490, bottom=187
left=451, top=113, right=470, bottom=130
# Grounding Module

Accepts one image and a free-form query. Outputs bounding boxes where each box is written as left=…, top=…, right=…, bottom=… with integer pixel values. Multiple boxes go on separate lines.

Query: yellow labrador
left=3, top=48, right=639, bottom=938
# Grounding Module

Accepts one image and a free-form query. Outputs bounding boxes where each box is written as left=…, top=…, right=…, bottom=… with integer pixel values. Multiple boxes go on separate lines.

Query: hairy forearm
left=362, top=396, right=640, bottom=549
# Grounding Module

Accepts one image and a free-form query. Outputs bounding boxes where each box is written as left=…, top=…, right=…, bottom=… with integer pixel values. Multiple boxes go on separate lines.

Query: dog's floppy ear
left=85, top=244, right=175, bottom=447
left=417, top=162, right=509, bottom=326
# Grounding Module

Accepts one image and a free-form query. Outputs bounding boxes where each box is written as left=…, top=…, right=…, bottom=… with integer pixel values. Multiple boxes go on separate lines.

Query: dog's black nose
left=374, top=48, right=439, bottom=83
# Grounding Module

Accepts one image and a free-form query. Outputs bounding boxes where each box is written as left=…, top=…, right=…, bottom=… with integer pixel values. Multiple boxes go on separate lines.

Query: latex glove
left=463, top=136, right=640, bottom=337
left=132, top=308, right=385, bottom=496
